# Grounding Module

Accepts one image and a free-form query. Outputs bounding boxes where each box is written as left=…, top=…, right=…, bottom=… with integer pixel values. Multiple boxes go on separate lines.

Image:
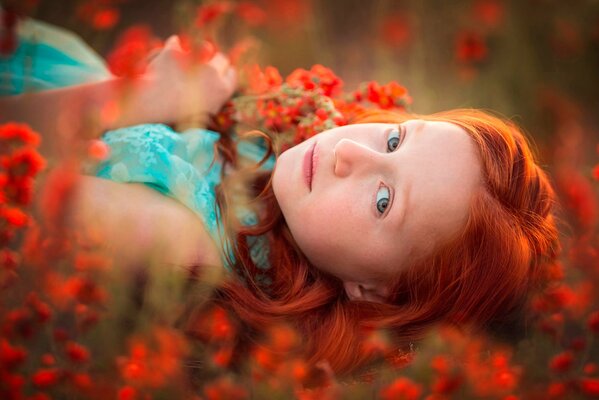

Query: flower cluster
left=0, top=123, right=44, bottom=286
left=106, top=25, right=162, bottom=78
left=116, top=327, right=190, bottom=399
left=211, top=63, right=411, bottom=147
left=0, top=124, right=108, bottom=399
left=76, top=0, right=121, bottom=30
left=195, top=1, right=267, bottom=29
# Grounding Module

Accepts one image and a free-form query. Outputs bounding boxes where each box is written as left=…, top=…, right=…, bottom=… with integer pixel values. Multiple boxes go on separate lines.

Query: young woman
left=1, top=16, right=559, bottom=377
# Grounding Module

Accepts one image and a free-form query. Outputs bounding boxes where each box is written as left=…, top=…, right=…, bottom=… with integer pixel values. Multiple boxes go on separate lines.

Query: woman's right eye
left=376, top=185, right=391, bottom=215
left=386, top=128, right=402, bottom=152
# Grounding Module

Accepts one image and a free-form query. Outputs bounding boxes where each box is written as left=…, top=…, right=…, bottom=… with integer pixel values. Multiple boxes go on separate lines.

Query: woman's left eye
left=386, top=128, right=402, bottom=152
left=376, top=185, right=391, bottom=215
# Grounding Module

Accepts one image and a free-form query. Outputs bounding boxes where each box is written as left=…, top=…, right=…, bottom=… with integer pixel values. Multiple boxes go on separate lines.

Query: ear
left=343, top=281, right=391, bottom=303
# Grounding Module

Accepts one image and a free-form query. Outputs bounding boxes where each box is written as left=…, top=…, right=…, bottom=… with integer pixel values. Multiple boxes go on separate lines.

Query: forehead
left=398, top=119, right=483, bottom=254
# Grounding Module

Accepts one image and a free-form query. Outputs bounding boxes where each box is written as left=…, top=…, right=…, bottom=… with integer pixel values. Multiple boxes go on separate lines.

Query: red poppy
left=362, top=81, right=411, bottom=110
left=212, top=346, right=233, bottom=367
left=473, top=0, right=504, bottom=29
left=203, top=377, right=247, bottom=400
left=0, top=249, right=19, bottom=270
left=1, top=207, right=28, bottom=227
left=107, top=26, right=161, bottom=78
left=588, top=311, right=599, bottom=333
left=547, top=381, right=568, bottom=397
left=74, top=251, right=110, bottom=272
left=118, top=385, right=137, bottom=400
left=556, top=170, right=597, bottom=231
left=38, top=163, right=80, bottom=228
left=235, top=2, right=267, bottom=26
left=549, top=351, right=574, bottom=373
left=71, top=372, right=92, bottom=390
left=28, top=392, right=51, bottom=400
left=0, top=122, right=41, bottom=147
left=286, top=65, right=343, bottom=97
left=431, top=355, right=451, bottom=374
left=263, top=0, right=311, bottom=31
left=227, top=37, right=259, bottom=66
left=32, top=368, right=61, bottom=388
left=92, top=7, right=119, bottom=30
left=3, top=147, right=46, bottom=177
left=455, top=31, right=488, bottom=63
left=0, top=339, right=27, bottom=369
left=568, top=336, right=586, bottom=352
left=64, top=276, right=107, bottom=305
left=380, top=377, right=422, bottom=400
left=584, top=363, right=598, bottom=375
left=87, top=140, right=111, bottom=161
left=380, top=13, right=411, bottom=49
left=41, top=353, right=55, bottom=366
left=432, top=375, right=463, bottom=394
left=26, top=293, right=52, bottom=322
left=195, top=38, right=219, bottom=64
left=246, top=64, right=283, bottom=95
left=580, top=378, right=599, bottom=396
left=65, top=341, right=91, bottom=363
left=195, top=1, right=232, bottom=28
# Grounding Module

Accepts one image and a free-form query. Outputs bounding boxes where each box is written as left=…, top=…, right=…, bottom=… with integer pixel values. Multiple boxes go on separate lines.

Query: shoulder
left=71, top=175, right=224, bottom=271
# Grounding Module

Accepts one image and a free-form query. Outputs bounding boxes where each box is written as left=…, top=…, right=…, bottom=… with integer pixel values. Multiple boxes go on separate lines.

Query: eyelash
left=375, top=184, right=391, bottom=216
left=374, top=126, right=404, bottom=216
left=386, top=125, right=405, bottom=153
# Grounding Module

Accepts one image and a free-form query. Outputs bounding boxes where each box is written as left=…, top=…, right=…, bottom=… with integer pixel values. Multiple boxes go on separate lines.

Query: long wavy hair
left=182, top=108, right=560, bottom=378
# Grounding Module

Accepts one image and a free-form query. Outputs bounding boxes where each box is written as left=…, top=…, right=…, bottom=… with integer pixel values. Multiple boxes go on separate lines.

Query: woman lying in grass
left=1, top=19, right=559, bottom=377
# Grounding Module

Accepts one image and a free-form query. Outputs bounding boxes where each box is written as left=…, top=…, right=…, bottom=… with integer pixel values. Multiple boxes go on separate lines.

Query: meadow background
left=2, top=0, right=599, bottom=399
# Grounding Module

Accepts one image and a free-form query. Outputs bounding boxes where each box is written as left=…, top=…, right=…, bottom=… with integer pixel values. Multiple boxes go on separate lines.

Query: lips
left=303, top=141, right=317, bottom=191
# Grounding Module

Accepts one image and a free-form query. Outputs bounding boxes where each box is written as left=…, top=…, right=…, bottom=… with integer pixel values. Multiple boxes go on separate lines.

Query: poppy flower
left=456, top=31, right=488, bottom=64
left=380, top=377, right=422, bottom=400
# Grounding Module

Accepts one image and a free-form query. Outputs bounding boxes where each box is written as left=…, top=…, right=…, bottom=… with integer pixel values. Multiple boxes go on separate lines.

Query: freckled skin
left=272, top=120, right=483, bottom=294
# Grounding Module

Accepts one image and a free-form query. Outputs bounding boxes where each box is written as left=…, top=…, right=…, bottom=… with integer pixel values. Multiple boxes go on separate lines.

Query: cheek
left=287, top=195, right=361, bottom=263
left=272, top=154, right=298, bottom=208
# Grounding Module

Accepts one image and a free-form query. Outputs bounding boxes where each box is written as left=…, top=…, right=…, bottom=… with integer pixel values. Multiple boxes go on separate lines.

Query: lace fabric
left=96, top=123, right=273, bottom=274
left=1, top=16, right=273, bottom=276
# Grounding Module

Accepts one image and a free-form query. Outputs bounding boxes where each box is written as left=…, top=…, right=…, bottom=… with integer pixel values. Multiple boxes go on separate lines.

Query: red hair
left=183, top=108, right=560, bottom=378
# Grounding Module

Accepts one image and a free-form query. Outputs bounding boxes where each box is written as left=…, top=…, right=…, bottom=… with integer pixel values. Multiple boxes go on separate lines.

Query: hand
left=145, top=36, right=236, bottom=121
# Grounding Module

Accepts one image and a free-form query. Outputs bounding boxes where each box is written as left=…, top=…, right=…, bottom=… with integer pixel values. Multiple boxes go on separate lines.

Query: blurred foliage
left=30, top=0, right=599, bottom=142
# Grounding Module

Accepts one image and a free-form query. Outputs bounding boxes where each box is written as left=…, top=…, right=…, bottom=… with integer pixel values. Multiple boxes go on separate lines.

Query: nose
left=333, top=138, right=380, bottom=177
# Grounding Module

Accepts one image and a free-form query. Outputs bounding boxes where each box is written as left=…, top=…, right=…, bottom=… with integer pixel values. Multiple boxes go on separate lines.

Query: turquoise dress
left=1, top=15, right=274, bottom=276
left=0, top=14, right=110, bottom=95
left=96, top=123, right=274, bottom=275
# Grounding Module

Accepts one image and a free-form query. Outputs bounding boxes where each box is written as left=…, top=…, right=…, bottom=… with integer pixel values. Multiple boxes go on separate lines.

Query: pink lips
left=303, top=142, right=317, bottom=191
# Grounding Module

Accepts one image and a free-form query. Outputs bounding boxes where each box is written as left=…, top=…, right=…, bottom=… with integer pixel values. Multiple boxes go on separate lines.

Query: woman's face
left=272, top=120, right=483, bottom=301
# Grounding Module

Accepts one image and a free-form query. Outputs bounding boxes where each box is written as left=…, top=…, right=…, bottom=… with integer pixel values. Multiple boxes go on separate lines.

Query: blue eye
left=376, top=186, right=390, bottom=214
left=386, top=128, right=401, bottom=152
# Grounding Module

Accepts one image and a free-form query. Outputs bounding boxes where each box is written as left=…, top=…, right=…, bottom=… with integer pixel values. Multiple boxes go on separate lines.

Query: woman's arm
left=71, top=176, right=224, bottom=272
left=0, top=37, right=235, bottom=148
left=0, top=77, right=172, bottom=140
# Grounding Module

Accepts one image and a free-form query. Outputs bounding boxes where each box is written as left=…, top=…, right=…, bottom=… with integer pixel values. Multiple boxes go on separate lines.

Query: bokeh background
left=31, top=0, right=599, bottom=142
left=3, top=1, right=599, bottom=399
left=28, top=0, right=599, bottom=215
